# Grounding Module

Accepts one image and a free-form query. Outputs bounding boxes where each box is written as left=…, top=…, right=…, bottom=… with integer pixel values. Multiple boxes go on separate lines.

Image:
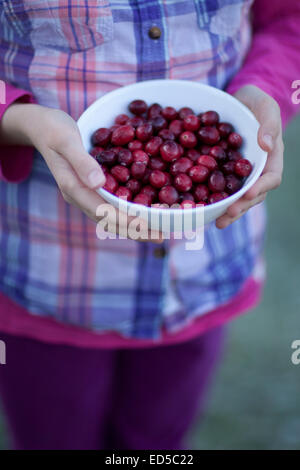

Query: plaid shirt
left=0, top=0, right=265, bottom=339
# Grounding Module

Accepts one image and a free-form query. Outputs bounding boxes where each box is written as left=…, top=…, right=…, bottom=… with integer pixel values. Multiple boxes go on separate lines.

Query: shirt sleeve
left=227, top=0, right=300, bottom=127
left=0, top=82, right=36, bottom=183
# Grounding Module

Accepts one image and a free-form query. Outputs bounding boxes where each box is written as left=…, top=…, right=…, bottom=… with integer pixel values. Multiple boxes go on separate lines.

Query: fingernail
left=263, top=134, right=273, bottom=150
left=88, top=169, right=105, bottom=188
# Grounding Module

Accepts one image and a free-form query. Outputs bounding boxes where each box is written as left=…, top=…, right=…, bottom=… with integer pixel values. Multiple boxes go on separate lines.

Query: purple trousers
left=0, top=327, right=225, bottom=450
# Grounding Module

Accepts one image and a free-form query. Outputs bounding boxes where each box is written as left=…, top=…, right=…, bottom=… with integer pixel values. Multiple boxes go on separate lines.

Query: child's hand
left=216, top=85, right=284, bottom=229
left=0, top=103, right=163, bottom=242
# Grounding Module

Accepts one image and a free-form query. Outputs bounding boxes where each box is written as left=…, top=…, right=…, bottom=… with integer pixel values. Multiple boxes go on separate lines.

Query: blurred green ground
left=0, top=116, right=299, bottom=450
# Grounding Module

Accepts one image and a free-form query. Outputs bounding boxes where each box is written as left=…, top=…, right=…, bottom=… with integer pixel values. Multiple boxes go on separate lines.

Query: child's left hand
left=216, top=84, right=284, bottom=229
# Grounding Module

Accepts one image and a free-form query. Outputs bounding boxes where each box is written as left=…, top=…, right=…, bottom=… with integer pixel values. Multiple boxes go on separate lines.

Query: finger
left=216, top=193, right=266, bottom=229
left=257, top=99, right=281, bottom=152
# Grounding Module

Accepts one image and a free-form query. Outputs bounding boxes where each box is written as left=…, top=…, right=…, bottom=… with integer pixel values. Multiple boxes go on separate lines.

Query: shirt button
left=148, top=26, right=162, bottom=40
left=153, top=246, right=167, bottom=259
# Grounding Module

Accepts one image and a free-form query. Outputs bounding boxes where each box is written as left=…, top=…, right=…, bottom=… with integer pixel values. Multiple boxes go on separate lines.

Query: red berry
left=227, top=150, right=243, bottom=161
left=110, top=124, right=120, bottom=133
left=149, top=170, right=168, bottom=188
left=149, top=157, right=167, bottom=171
left=158, top=186, right=179, bottom=205
left=189, top=164, right=210, bottom=183
left=129, top=99, right=147, bottom=115
left=147, top=103, right=162, bottom=119
left=174, top=173, right=193, bottom=192
left=115, top=186, right=132, bottom=200
left=97, top=149, right=117, bottom=166
left=103, top=174, right=118, bottom=194
left=131, top=162, right=147, bottom=180
left=145, top=136, right=163, bottom=156
left=129, top=116, right=144, bottom=128
left=222, top=161, right=236, bottom=174
left=210, top=146, right=226, bottom=161
left=160, top=140, right=181, bottom=162
left=133, top=193, right=152, bottom=206
left=158, top=129, right=175, bottom=141
left=170, top=157, right=193, bottom=175
left=132, top=150, right=149, bottom=165
left=179, top=192, right=194, bottom=202
left=197, top=154, right=218, bottom=171
left=92, top=127, right=111, bottom=146
left=136, top=123, right=153, bottom=142
left=128, top=140, right=143, bottom=151
left=225, top=174, right=243, bottom=194
left=183, top=114, right=200, bottom=131
left=208, top=192, right=229, bottom=204
left=126, top=178, right=142, bottom=195
left=219, top=140, right=229, bottom=151
left=179, top=107, right=194, bottom=120
left=169, top=119, right=184, bottom=137
left=208, top=170, right=226, bottom=192
left=90, top=146, right=103, bottom=158
left=118, top=148, right=133, bottom=166
left=217, top=122, right=233, bottom=138
left=115, top=114, right=130, bottom=125
left=162, top=106, right=178, bottom=121
left=151, top=116, right=168, bottom=133
left=111, top=125, right=135, bottom=146
left=198, top=127, right=220, bottom=145
left=180, top=200, right=196, bottom=209
left=163, top=172, right=173, bottom=186
left=111, top=165, right=130, bottom=183
left=201, top=110, right=219, bottom=126
left=199, top=144, right=212, bottom=155
left=194, top=184, right=209, bottom=202
left=234, top=158, right=252, bottom=177
left=186, top=149, right=201, bottom=163
left=142, top=167, right=151, bottom=184
left=140, top=185, right=157, bottom=202
left=228, top=132, right=243, bottom=149
left=179, top=131, right=197, bottom=149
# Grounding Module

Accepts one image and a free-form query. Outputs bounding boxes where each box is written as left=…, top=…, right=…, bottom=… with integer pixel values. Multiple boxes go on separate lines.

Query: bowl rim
left=78, top=79, right=267, bottom=216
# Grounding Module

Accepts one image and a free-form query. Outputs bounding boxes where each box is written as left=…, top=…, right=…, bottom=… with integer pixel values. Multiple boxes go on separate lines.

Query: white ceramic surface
left=77, top=79, right=267, bottom=233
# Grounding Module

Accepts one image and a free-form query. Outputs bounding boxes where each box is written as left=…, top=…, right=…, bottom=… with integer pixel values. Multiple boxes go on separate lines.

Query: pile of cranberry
left=90, top=100, right=253, bottom=208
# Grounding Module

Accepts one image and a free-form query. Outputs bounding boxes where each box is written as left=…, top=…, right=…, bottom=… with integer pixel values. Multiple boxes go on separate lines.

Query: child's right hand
left=0, top=103, right=163, bottom=242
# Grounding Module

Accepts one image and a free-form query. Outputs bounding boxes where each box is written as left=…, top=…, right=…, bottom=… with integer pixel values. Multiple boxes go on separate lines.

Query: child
left=0, top=0, right=298, bottom=450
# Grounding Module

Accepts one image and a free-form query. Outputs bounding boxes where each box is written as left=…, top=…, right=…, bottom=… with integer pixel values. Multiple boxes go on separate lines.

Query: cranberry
left=142, top=167, right=151, bottom=184
left=194, top=184, right=209, bottom=202
left=219, top=140, right=229, bottom=151
left=90, top=146, right=103, bottom=158
left=140, top=185, right=157, bottom=201
left=174, top=173, right=193, bottom=192
left=149, top=157, right=167, bottom=171
left=160, top=140, right=181, bottom=162
left=111, top=165, right=130, bottom=183
left=136, top=123, right=153, bottom=142
left=186, top=149, right=201, bottom=163
left=162, top=106, right=178, bottom=121
left=115, top=186, right=132, bottom=200
left=209, top=146, right=226, bottom=161
left=97, top=149, right=117, bottom=166
left=111, top=125, right=135, bottom=146
left=208, top=170, right=226, bottom=192
left=151, top=116, right=167, bottom=133
left=234, top=158, right=252, bottom=177
left=208, top=192, right=229, bottom=204
left=163, top=172, right=173, bottom=186
left=128, top=140, right=143, bottom=151
left=129, top=116, right=144, bottom=128
left=133, top=193, right=152, bottom=206
left=110, top=124, right=120, bottom=132
left=199, top=144, right=212, bottom=155
left=115, top=114, right=130, bottom=125
left=228, top=132, right=243, bottom=149
left=227, top=150, right=243, bottom=161
left=145, top=136, right=163, bottom=156
left=131, top=162, right=147, bottom=180
left=222, top=161, right=236, bottom=175
left=198, top=127, right=220, bottom=145
left=189, top=165, right=210, bottom=183
left=149, top=170, right=167, bottom=188
left=158, top=129, right=175, bottom=141
left=217, top=122, right=233, bottom=138
left=129, top=99, right=148, bottom=115
left=179, top=192, right=194, bottom=202
left=158, top=186, right=179, bottom=205
left=201, top=110, right=219, bottom=126
left=118, top=148, right=133, bottom=166
left=179, top=107, right=194, bottom=120
left=179, top=131, right=197, bottom=149
left=132, top=150, right=149, bottom=165
left=170, top=157, right=193, bottom=175
left=225, top=174, right=243, bottom=194
left=126, top=178, right=141, bottom=195
left=183, top=114, right=200, bottom=131
left=147, top=103, right=162, bottom=119
left=103, top=174, right=118, bottom=194
left=197, top=154, right=218, bottom=171
left=169, top=119, right=184, bottom=137
left=92, top=127, right=111, bottom=146
left=181, top=200, right=196, bottom=209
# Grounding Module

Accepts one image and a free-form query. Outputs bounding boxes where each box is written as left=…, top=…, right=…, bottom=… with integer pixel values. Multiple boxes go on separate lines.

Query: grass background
left=0, top=115, right=299, bottom=450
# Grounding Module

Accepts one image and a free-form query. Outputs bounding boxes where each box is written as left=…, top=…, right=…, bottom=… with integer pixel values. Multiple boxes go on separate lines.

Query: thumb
left=254, top=99, right=281, bottom=153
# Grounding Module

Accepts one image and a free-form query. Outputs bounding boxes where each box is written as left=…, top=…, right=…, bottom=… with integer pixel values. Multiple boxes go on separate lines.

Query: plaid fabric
left=0, top=0, right=265, bottom=339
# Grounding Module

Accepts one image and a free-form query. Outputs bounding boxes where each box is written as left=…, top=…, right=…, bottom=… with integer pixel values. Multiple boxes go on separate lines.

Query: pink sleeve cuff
left=0, top=86, right=36, bottom=183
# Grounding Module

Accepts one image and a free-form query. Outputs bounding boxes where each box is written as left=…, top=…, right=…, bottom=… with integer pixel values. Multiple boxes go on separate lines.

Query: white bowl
left=77, top=79, right=267, bottom=233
